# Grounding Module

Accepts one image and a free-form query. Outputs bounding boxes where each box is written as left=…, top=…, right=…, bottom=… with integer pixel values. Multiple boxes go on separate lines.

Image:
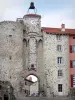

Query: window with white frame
left=58, top=70, right=62, bottom=77
left=72, top=60, right=75, bottom=68
left=57, top=45, right=62, bottom=51
left=57, top=57, right=62, bottom=64
left=72, top=45, right=75, bottom=53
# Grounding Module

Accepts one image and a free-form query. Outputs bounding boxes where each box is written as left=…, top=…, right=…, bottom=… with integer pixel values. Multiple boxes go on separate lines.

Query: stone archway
left=0, top=81, right=15, bottom=100
left=24, top=73, right=40, bottom=97
left=20, top=70, right=41, bottom=97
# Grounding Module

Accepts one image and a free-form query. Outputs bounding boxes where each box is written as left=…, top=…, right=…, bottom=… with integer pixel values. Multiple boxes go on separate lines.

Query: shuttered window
left=71, top=75, right=75, bottom=88
left=71, top=75, right=73, bottom=87
left=70, top=61, right=72, bottom=68
left=73, top=74, right=75, bottom=87
left=70, top=46, right=72, bottom=53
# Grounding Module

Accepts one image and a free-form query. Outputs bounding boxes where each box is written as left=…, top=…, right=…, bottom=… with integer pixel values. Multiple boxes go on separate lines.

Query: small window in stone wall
left=56, top=35, right=61, bottom=40
left=57, top=45, right=62, bottom=51
left=58, top=84, right=62, bottom=92
left=23, top=38, right=27, bottom=47
left=31, top=64, right=35, bottom=70
left=31, top=64, right=34, bottom=68
left=57, top=57, right=62, bottom=64
left=58, top=70, right=63, bottom=77
left=9, top=35, right=12, bottom=37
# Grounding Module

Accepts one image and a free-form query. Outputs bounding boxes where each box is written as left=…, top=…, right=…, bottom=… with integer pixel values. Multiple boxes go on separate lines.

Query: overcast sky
left=0, top=0, right=75, bottom=28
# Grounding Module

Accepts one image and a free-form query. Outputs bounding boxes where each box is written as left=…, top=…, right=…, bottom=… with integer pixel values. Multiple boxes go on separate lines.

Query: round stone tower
left=21, top=3, right=44, bottom=97
left=23, top=6, right=41, bottom=71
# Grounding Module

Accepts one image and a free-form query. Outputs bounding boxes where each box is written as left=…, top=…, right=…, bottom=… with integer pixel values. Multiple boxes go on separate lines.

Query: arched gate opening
left=24, top=74, right=39, bottom=96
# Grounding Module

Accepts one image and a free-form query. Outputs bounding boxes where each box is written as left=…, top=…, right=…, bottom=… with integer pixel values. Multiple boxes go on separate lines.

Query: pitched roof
left=42, top=27, right=75, bottom=35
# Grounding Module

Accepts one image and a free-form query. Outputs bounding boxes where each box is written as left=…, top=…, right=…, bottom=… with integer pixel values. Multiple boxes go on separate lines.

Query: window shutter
left=71, top=75, right=73, bottom=87
left=70, top=61, right=72, bottom=68
left=70, top=46, right=72, bottom=53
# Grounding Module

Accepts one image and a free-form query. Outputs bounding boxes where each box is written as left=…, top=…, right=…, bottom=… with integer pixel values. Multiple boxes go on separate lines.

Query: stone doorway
left=4, top=95, right=8, bottom=100
left=0, top=81, right=15, bottom=100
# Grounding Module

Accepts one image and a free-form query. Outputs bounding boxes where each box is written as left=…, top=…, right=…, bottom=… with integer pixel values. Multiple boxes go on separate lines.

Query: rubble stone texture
left=0, top=14, right=69, bottom=99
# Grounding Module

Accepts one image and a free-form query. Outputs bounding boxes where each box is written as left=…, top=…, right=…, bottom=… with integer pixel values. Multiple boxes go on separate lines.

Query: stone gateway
left=0, top=2, right=75, bottom=100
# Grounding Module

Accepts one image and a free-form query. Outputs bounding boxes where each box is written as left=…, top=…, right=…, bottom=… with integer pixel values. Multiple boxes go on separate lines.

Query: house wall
left=69, top=35, right=75, bottom=88
left=43, top=32, right=70, bottom=96
left=30, top=81, right=38, bottom=95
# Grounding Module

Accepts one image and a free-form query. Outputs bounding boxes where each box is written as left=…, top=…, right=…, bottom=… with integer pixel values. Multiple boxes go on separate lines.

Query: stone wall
left=0, top=15, right=70, bottom=98
left=0, top=21, right=24, bottom=97
left=0, top=81, right=15, bottom=100
left=23, top=16, right=41, bottom=34
left=43, top=32, right=70, bottom=96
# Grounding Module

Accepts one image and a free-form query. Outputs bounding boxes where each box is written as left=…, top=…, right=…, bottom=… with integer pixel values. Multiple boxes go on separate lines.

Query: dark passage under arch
left=4, top=95, right=9, bottom=100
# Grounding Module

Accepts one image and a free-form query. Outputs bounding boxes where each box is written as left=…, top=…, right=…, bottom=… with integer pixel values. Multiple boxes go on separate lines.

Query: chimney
left=61, top=24, right=65, bottom=31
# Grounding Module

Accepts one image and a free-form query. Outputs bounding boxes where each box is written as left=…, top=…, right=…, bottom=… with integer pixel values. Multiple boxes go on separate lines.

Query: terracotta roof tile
left=23, top=14, right=41, bottom=18
left=42, top=27, right=75, bottom=35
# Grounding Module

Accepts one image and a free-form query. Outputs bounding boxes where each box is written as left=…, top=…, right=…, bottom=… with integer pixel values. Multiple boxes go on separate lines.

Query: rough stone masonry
left=0, top=6, right=70, bottom=100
